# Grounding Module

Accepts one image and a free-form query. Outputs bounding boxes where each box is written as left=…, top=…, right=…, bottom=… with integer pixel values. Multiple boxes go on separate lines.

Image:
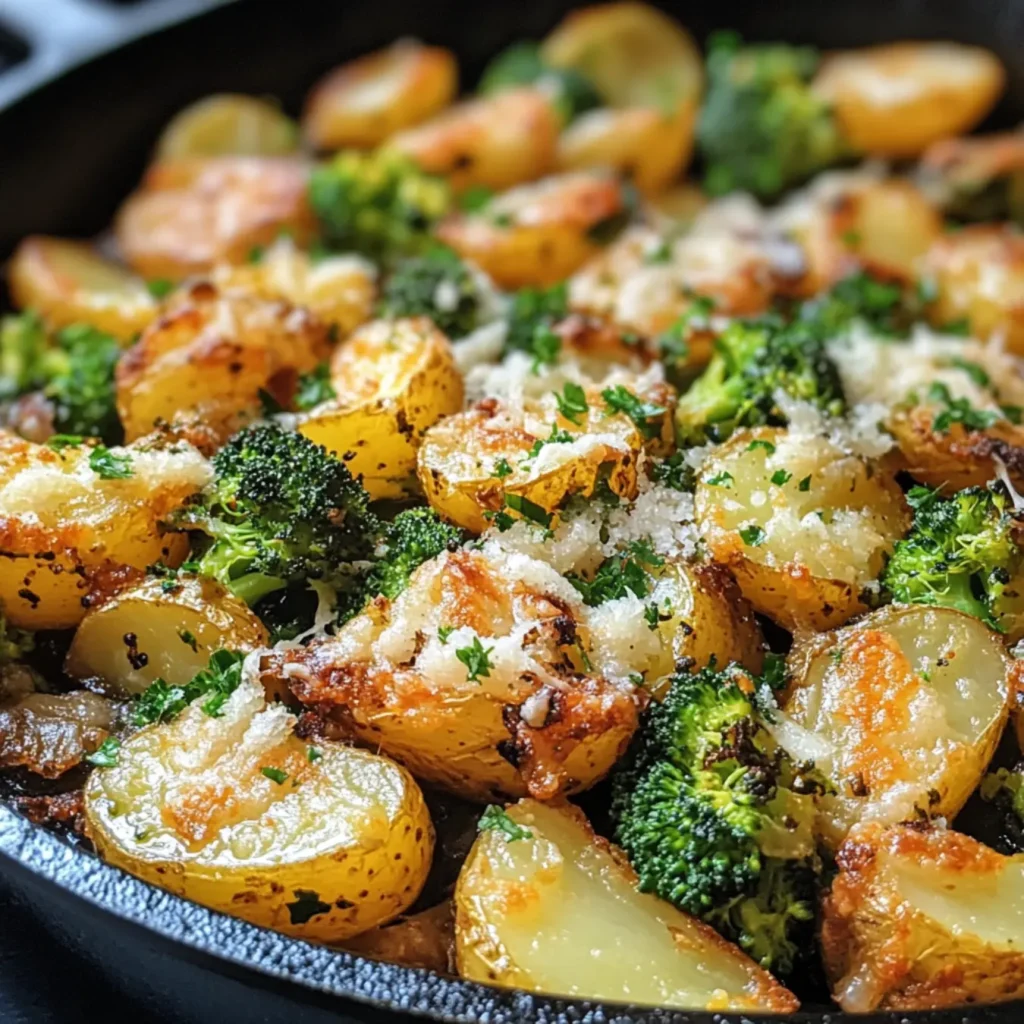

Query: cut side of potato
left=303, top=40, right=457, bottom=150
left=455, top=799, right=798, bottom=1012
left=155, top=95, right=299, bottom=160
left=85, top=671, right=434, bottom=942
left=66, top=576, right=268, bottom=696
left=695, top=426, right=909, bottom=631
left=299, top=317, right=463, bottom=500
left=823, top=823, right=1024, bottom=1012
left=783, top=604, right=1011, bottom=849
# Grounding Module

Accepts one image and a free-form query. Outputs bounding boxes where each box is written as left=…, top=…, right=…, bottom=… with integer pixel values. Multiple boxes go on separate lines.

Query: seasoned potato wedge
left=155, top=95, right=299, bottom=159
left=66, top=576, right=268, bottom=696
left=783, top=605, right=1011, bottom=849
left=84, top=672, right=433, bottom=941
left=116, top=283, right=330, bottom=442
left=823, top=823, right=1024, bottom=1012
left=263, top=548, right=642, bottom=803
left=299, top=317, right=462, bottom=500
left=0, top=435, right=209, bottom=629
left=213, top=238, right=376, bottom=338
left=923, top=225, right=1024, bottom=355
left=115, top=156, right=315, bottom=280
left=8, top=236, right=158, bottom=342
left=437, top=172, right=627, bottom=289
left=695, top=427, right=909, bottom=631
left=388, top=89, right=559, bottom=192
left=417, top=389, right=645, bottom=534
left=813, top=42, right=1005, bottom=157
left=455, top=800, right=798, bottom=1012
left=303, top=40, right=457, bottom=150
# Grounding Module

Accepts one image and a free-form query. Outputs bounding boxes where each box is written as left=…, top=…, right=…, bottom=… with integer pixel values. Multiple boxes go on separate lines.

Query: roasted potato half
left=264, top=547, right=641, bottom=803
left=8, top=236, right=158, bottom=342
left=813, top=42, right=1005, bottom=158
left=303, top=40, right=457, bottom=150
left=66, top=576, right=268, bottom=696
left=116, top=283, right=330, bottom=442
left=695, top=426, right=909, bottom=631
left=0, top=435, right=209, bottom=629
left=115, top=156, right=315, bottom=281
left=298, top=317, right=463, bottom=500
left=455, top=800, right=798, bottom=1012
left=783, top=604, right=1011, bottom=850
left=155, top=94, right=299, bottom=160
left=437, top=172, right=627, bottom=289
left=84, top=672, right=433, bottom=942
left=823, top=823, right=1024, bottom=1012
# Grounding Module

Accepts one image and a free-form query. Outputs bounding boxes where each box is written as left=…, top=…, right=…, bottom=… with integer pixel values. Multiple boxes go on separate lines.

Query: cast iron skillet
left=1, top=1, right=1024, bottom=1021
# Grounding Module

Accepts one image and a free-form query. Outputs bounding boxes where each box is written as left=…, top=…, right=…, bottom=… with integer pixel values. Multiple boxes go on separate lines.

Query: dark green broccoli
left=309, top=149, right=451, bottom=267
left=675, top=315, right=845, bottom=446
left=379, top=246, right=487, bottom=338
left=980, top=764, right=1024, bottom=853
left=882, top=484, right=1024, bottom=632
left=181, top=423, right=379, bottom=606
left=479, top=42, right=602, bottom=124
left=611, top=660, right=821, bottom=975
left=697, top=32, right=847, bottom=199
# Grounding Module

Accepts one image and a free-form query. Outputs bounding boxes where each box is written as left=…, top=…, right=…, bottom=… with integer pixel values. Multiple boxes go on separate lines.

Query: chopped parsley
left=89, top=446, right=134, bottom=479
left=949, top=357, right=991, bottom=388
left=829, top=648, right=843, bottom=666
left=504, top=493, right=553, bottom=528
left=650, top=451, right=695, bottom=492
left=770, top=469, right=792, bottom=486
left=798, top=475, right=812, bottom=492
left=261, top=766, right=288, bottom=785
left=746, top=439, right=776, bottom=455
left=307, top=746, right=323, bottom=764
left=132, top=649, right=246, bottom=726
left=456, top=636, right=494, bottom=683
left=601, top=385, right=666, bottom=439
left=739, top=525, right=766, bottom=547
left=47, top=434, right=86, bottom=450
left=493, top=457, right=513, bottom=479
left=85, top=736, right=121, bottom=768
left=567, top=540, right=662, bottom=606
left=644, top=603, right=661, bottom=629
left=178, top=629, right=198, bottom=652
left=438, top=624, right=455, bottom=644
left=146, top=278, right=175, bottom=299
left=478, top=804, right=533, bottom=842
left=928, top=381, right=999, bottom=434
left=554, top=381, right=589, bottom=425
left=294, top=363, right=337, bottom=410
left=706, top=470, right=734, bottom=488
left=530, top=325, right=562, bottom=373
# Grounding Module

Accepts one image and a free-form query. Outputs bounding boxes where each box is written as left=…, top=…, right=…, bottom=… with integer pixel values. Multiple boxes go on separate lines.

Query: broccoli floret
left=309, top=149, right=451, bottom=267
left=379, top=246, right=487, bottom=338
left=0, top=311, right=51, bottom=399
left=697, top=32, right=847, bottom=199
left=479, top=42, right=602, bottom=124
left=611, top=661, right=820, bottom=974
left=182, top=424, right=379, bottom=606
left=675, top=315, right=845, bottom=446
left=882, top=484, right=1024, bottom=632
left=980, top=764, right=1024, bottom=853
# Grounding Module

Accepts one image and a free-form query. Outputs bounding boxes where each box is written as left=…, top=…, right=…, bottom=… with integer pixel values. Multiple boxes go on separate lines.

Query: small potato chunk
left=155, top=95, right=299, bottom=159
left=303, top=40, right=457, bottom=150
left=8, top=237, right=158, bottom=342
left=213, top=238, right=376, bottom=338
left=823, top=823, right=1024, bottom=1012
left=417, top=389, right=644, bottom=534
left=66, top=576, right=268, bottom=696
left=437, top=172, right=627, bottom=289
left=299, top=317, right=462, bottom=500
left=813, top=42, right=1005, bottom=158
left=783, top=605, right=1011, bottom=849
left=388, top=89, right=559, bottom=192
left=455, top=800, right=798, bottom=1012
left=695, top=427, right=909, bottom=631
left=115, top=156, right=315, bottom=281
left=264, top=548, right=641, bottom=803
left=0, top=435, right=210, bottom=629
left=84, top=673, right=433, bottom=942
left=116, top=283, right=330, bottom=442
left=923, top=225, right=1024, bottom=355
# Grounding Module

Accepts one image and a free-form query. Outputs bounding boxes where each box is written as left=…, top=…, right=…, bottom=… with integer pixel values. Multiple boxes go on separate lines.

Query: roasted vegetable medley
left=8, top=2, right=1024, bottom=1014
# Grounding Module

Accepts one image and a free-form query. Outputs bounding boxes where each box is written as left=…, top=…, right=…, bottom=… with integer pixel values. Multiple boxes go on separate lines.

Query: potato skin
left=85, top=674, right=434, bottom=942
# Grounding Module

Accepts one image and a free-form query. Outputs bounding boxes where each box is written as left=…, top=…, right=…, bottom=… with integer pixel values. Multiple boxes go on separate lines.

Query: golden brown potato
left=85, top=671, right=433, bottom=942
left=455, top=800, right=798, bottom=1012
left=0, top=435, right=209, bottom=629
left=115, top=156, right=315, bottom=281
left=695, top=426, right=909, bottom=632
left=116, top=283, right=330, bottom=442
left=437, top=172, right=627, bottom=289
left=263, top=547, right=642, bottom=803
left=923, top=225, right=1024, bottom=355
left=303, top=40, right=457, bottom=150
left=65, top=576, right=268, bottom=696
left=299, top=317, right=462, bottom=500
left=388, top=89, right=559, bottom=192
left=783, top=604, right=1011, bottom=849
left=823, top=823, right=1024, bottom=1012
left=343, top=901, right=455, bottom=974
left=646, top=180, right=708, bottom=227
left=813, top=42, right=1005, bottom=157
left=155, top=95, right=299, bottom=159
left=8, top=236, right=157, bottom=342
